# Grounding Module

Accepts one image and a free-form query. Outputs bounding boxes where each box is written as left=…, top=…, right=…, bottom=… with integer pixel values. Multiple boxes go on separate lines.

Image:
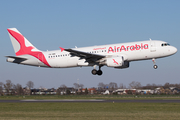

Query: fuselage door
left=150, top=41, right=156, bottom=52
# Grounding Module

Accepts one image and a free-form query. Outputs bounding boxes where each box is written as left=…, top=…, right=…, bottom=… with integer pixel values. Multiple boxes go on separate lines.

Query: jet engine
left=106, top=56, right=129, bottom=68
left=106, top=57, right=124, bottom=67
left=115, top=61, right=129, bottom=69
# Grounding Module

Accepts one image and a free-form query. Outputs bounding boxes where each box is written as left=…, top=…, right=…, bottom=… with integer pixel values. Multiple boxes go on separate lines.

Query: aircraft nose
left=171, top=46, right=177, bottom=54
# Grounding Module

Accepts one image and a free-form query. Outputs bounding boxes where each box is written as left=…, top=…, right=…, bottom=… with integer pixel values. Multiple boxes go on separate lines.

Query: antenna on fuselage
left=149, top=38, right=152, bottom=41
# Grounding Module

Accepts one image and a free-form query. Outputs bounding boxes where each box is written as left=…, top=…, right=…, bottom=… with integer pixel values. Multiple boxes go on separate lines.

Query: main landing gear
left=152, top=58, right=158, bottom=69
left=91, top=65, right=103, bottom=76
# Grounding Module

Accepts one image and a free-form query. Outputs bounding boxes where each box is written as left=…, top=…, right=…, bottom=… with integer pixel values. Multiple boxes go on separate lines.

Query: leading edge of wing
left=61, top=48, right=105, bottom=59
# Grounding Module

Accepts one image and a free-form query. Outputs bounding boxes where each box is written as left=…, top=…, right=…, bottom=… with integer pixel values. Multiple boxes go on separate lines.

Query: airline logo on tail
left=8, top=29, right=38, bottom=56
left=7, top=28, right=51, bottom=67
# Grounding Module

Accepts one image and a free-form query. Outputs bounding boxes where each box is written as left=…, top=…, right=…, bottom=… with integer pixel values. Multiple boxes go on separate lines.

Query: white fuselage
left=10, top=40, right=176, bottom=68
left=6, top=28, right=178, bottom=75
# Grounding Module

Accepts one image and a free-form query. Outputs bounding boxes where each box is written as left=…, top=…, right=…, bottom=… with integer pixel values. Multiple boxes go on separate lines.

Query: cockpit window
left=161, top=43, right=170, bottom=46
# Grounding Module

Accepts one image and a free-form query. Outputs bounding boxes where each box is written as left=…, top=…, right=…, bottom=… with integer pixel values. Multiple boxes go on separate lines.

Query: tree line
left=1, top=79, right=180, bottom=95
left=0, top=80, right=34, bottom=95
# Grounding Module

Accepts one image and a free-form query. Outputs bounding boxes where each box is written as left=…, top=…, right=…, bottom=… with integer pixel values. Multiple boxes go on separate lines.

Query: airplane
left=6, top=28, right=177, bottom=76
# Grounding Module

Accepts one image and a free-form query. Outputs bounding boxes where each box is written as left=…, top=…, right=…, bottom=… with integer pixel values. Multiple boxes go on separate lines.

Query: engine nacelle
left=115, top=61, right=129, bottom=69
left=106, top=57, right=124, bottom=67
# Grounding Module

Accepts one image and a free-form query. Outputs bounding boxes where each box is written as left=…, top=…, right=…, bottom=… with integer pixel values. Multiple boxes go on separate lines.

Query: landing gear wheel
left=152, top=58, right=158, bottom=69
left=91, top=69, right=97, bottom=75
left=153, top=65, right=158, bottom=69
left=97, top=70, right=103, bottom=76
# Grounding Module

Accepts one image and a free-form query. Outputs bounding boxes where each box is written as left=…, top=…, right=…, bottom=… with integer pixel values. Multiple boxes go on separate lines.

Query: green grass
left=0, top=102, right=180, bottom=120
left=1, top=94, right=180, bottom=100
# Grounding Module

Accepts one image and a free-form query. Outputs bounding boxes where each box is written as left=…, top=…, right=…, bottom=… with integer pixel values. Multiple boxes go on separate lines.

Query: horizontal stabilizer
left=5, top=56, right=27, bottom=60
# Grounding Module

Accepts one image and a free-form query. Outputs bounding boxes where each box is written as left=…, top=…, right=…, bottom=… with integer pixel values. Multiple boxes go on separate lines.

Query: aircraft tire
left=153, top=65, right=158, bottom=69
left=97, top=70, right=103, bottom=76
left=92, top=69, right=97, bottom=75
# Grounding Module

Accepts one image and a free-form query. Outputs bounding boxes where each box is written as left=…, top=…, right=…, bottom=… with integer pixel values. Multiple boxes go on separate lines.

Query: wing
left=62, top=48, right=106, bottom=63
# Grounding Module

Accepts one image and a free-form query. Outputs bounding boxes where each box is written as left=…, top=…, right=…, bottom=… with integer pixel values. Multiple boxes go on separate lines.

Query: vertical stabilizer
left=7, top=28, right=40, bottom=56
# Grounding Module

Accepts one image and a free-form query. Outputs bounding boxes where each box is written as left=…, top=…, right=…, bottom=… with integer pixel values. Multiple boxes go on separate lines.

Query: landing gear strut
left=152, top=58, right=158, bottom=69
left=91, top=65, right=103, bottom=76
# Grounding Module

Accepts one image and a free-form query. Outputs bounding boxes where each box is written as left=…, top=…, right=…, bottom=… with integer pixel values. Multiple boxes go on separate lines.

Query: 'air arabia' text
left=108, top=43, right=148, bottom=53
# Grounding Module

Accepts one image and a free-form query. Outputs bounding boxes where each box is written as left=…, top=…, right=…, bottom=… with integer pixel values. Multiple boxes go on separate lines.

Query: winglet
left=59, top=47, right=65, bottom=52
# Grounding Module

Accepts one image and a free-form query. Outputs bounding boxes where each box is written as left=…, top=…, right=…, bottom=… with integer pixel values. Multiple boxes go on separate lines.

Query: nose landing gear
left=153, top=65, right=158, bottom=69
left=152, top=58, right=158, bottom=69
left=91, top=65, right=103, bottom=76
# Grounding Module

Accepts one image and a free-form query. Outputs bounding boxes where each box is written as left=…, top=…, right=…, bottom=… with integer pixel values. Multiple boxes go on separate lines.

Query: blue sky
left=0, top=0, right=180, bottom=88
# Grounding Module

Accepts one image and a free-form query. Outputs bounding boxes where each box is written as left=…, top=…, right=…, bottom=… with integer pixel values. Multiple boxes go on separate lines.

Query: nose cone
left=171, top=46, right=177, bottom=54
